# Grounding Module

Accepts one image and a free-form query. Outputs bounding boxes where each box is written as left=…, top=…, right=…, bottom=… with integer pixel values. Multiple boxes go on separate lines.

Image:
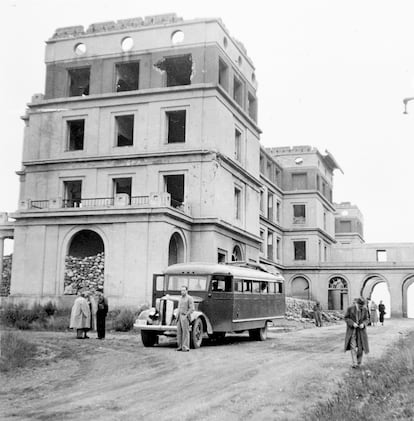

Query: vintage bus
left=134, top=262, right=285, bottom=348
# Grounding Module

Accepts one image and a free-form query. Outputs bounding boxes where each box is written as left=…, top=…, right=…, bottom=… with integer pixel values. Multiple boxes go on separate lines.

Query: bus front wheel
left=190, top=318, right=204, bottom=349
left=249, top=325, right=267, bottom=341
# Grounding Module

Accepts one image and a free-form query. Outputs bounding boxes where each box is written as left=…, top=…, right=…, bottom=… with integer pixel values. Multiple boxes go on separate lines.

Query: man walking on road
left=176, top=285, right=194, bottom=352
left=344, top=297, right=370, bottom=368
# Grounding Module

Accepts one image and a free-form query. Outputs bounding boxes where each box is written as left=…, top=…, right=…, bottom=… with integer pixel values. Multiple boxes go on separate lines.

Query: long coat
left=344, top=304, right=369, bottom=353
left=70, top=296, right=91, bottom=329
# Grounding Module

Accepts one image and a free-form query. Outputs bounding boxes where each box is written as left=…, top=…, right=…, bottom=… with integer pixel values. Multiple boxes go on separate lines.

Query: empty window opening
left=116, top=115, right=134, bottom=146
left=339, top=220, right=352, bottom=233
left=259, top=230, right=265, bottom=253
left=377, top=250, right=387, bottom=262
left=68, top=67, right=90, bottom=97
left=67, top=120, right=85, bottom=151
left=293, top=204, right=306, bottom=224
left=218, top=249, right=227, bottom=263
left=116, top=62, right=139, bottom=92
left=276, top=238, right=281, bottom=260
left=167, top=110, right=186, bottom=143
left=234, top=187, right=242, bottom=220
left=218, top=59, right=228, bottom=91
left=294, top=241, right=306, bottom=261
left=164, top=174, right=184, bottom=208
left=267, top=193, right=274, bottom=221
left=168, top=232, right=185, bottom=266
left=113, top=177, right=132, bottom=204
left=292, top=173, right=308, bottom=190
left=328, top=277, right=348, bottom=310
left=155, top=54, right=192, bottom=87
left=291, top=276, right=310, bottom=300
left=234, top=129, right=242, bottom=161
left=232, top=245, right=243, bottom=262
left=64, top=180, right=82, bottom=208
left=276, top=201, right=281, bottom=222
left=233, top=76, right=243, bottom=106
left=248, top=92, right=257, bottom=121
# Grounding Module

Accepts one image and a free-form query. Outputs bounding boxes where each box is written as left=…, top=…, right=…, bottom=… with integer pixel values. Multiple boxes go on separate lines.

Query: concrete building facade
left=1, top=14, right=413, bottom=316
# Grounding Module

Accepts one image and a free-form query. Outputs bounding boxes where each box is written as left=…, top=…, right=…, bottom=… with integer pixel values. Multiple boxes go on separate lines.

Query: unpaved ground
left=1, top=319, right=414, bottom=421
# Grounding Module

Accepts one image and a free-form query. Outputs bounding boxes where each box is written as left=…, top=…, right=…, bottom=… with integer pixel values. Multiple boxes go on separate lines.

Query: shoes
left=176, top=348, right=182, bottom=351
left=182, top=347, right=189, bottom=352
left=84, top=336, right=90, bottom=339
left=351, top=364, right=359, bottom=369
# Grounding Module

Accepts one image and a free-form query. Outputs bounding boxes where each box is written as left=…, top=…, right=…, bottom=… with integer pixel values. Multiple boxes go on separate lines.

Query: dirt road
left=2, top=319, right=414, bottom=421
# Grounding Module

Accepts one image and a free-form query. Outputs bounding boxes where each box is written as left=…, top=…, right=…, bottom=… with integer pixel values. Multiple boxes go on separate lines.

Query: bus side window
left=260, top=281, right=268, bottom=293
left=212, top=276, right=233, bottom=292
left=276, top=282, right=283, bottom=294
left=234, top=279, right=243, bottom=292
left=252, top=281, right=261, bottom=293
left=243, top=280, right=251, bottom=293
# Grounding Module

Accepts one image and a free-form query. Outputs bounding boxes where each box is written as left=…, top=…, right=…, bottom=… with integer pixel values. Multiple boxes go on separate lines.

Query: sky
left=1, top=0, right=414, bottom=246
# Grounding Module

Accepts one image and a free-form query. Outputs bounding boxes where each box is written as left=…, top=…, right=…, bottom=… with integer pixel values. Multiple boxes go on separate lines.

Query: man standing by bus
left=176, top=285, right=195, bottom=352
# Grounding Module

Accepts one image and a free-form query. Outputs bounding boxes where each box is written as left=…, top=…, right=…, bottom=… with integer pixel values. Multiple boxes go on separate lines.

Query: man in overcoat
left=176, top=285, right=194, bottom=352
left=344, top=297, right=369, bottom=368
left=69, top=291, right=92, bottom=339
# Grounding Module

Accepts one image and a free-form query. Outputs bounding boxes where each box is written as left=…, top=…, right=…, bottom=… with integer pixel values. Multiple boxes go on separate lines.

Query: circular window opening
left=223, top=37, right=228, bottom=48
left=171, top=30, right=184, bottom=44
left=74, top=43, right=86, bottom=56
left=295, top=157, right=303, bottom=165
left=121, top=37, right=134, bottom=51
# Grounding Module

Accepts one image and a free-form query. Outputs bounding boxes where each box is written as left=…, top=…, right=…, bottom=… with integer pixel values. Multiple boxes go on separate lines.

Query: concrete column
left=0, top=237, right=4, bottom=280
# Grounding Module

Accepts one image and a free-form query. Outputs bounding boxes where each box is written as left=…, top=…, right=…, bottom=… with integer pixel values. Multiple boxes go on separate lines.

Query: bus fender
left=191, top=311, right=213, bottom=335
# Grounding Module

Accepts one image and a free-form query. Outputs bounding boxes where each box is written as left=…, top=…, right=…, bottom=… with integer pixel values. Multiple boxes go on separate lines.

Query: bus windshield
left=167, top=275, right=208, bottom=291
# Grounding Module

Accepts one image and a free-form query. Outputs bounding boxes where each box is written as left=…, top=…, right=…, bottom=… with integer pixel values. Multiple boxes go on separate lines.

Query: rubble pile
left=64, top=253, right=105, bottom=295
left=0, top=254, right=12, bottom=296
left=284, top=297, right=344, bottom=324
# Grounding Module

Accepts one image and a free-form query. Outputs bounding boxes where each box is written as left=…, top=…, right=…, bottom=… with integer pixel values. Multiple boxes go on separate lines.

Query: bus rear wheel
left=141, top=331, right=158, bottom=347
left=190, top=318, right=204, bottom=349
left=249, top=325, right=267, bottom=341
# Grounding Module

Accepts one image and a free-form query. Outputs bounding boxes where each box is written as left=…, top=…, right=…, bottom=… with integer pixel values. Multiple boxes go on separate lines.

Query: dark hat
left=356, top=297, right=365, bottom=305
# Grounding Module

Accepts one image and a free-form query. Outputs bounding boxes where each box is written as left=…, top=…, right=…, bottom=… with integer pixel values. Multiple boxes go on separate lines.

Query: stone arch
left=61, top=226, right=108, bottom=296
left=231, top=244, right=243, bottom=262
left=361, top=274, right=391, bottom=317
left=328, top=275, right=349, bottom=310
left=290, top=274, right=310, bottom=300
left=360, top=274, right=388, bottom=298
left=402, top=275, right=414, bottom=318
left=168, top=231, right=186, bottom=266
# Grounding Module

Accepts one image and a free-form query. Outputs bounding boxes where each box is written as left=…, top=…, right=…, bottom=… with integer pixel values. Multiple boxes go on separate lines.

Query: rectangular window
left=377, top=250, right=387, bottom=262
left=339, top=220, right=352, bottom=232
left=293, top=204, right=306, bottom=224
left=267, top=231, right=274, bottom=260
left=294, top=241, right=306, bottom=261
left=248, top=92, right=257, bottom=121
left=116, top=62, right=139, bottom=92
left=167, top=110, right=186, bottom=143
left=323, top=212, right=327, bottom=230
left=156, top=54, right=192, bottom=87
left=218, top=59, right=228, bottom=91
left=234, top=129, right=242, bottom=162
left=292, top=173, right=307, bottom=190
left=68, top=67, right=90, bottom=97
left=67, top=120, right=85, bottom=151
left=234, top=187, right=242, bottom=220
left=260, top=230, right=265, bottom=253
left=115, top=115, right=134, bottom=146
left=260, top=190, right=265, bottom=213
left=233, top=76, right=243, bottom=106
left=64, top=180, right=82, bottom=208
left=164, top=174, right=185, bottom=208
left=234, top=280, right=243, bottom=292
left=267, top=193, right=274, bottom=221
left=243, top=280, right=252, bottom=293
left=113, top=177, right=132, bottom=204
left=276, top=201, right=281, bottom=222
left=218, top=249, right=227, bottom=263
left=276, top=238, right=281, bottom=260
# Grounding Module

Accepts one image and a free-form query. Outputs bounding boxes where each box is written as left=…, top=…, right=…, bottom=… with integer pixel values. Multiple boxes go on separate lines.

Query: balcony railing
left=20, top=193, right=189, bottom=215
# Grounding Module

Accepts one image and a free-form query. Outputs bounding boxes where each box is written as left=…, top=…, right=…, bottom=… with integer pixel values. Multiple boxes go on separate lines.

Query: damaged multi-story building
left=0, top=14, right=413, bottom=317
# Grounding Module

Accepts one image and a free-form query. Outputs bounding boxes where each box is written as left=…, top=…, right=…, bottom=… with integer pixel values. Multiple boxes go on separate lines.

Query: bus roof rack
left=226, top=261, right=282, bottom=276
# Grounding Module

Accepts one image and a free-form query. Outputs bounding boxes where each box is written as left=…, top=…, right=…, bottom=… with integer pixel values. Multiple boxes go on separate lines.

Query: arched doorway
left=402, top=276, right=414, bottom=318
left=361, top=275, right=391, bottom=318
left=291, top=276, right=310, bottom=300
left=328, top=276, right=348, bottom=310
left=64, top=230, right=105, bottom=295
left=168, top=232, right=185, bottom=266
left=231, top=245, right=243, bottom=262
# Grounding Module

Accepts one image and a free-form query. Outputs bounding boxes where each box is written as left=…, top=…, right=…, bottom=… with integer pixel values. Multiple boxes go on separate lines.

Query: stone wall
left=64, top=253, right=104, bottom=295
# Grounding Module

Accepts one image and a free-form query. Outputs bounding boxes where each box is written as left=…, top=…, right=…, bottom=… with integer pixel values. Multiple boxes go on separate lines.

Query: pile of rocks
left=285, top=296, right=316, bottom=321
left=64, top=253, right=105, bottom=295
left=0, top=254, right=12, bottom=296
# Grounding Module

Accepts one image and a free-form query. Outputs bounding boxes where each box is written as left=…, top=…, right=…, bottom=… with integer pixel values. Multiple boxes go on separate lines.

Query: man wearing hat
left=96, top=286, right=109, bottom=339
left=344, top=297, right=370, bottom=368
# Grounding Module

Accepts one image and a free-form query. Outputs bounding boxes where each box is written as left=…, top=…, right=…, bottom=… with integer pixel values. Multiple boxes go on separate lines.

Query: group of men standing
left=69, top=287, right=109, bottom=339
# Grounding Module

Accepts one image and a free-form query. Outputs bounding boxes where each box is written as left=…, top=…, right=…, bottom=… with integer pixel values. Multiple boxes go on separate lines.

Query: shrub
left=43, top=301, right=57, bottom=317
left=114, top=309, right=136, bottom=332
left=0, top=331, right=37, bottom=372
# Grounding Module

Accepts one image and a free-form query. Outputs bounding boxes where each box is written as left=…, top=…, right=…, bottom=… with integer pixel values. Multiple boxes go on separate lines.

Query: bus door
left=152, top=274, right=165, bottom=306
left=204, top=275, right=233, bottom=331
